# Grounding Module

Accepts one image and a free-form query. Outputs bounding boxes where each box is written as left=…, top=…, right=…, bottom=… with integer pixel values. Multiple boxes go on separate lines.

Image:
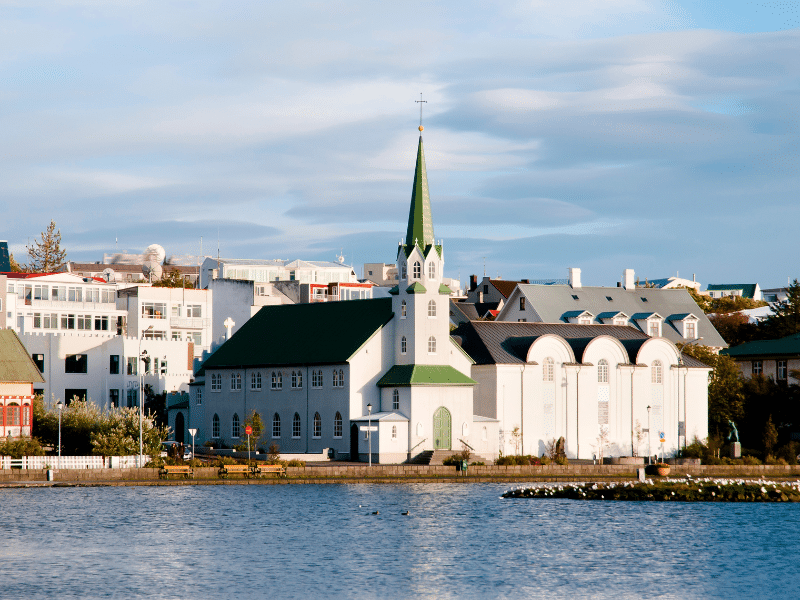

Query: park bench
left=160, top=465, right=193, bottom=479
left=218, top=464, right=252, bottom=478
left=254, top=463, right=287, bottom=477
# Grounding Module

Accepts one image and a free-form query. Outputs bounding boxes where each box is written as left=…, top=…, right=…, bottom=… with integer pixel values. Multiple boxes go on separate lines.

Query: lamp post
left=138, top=325, right=153, bottom=467
left=56, top=400, right=63, bottom=468
left=367, top=402, right=372, bottom=467
left=678, top=337, right=703, bottom=455
left=646, top=405, right=651, bottom=465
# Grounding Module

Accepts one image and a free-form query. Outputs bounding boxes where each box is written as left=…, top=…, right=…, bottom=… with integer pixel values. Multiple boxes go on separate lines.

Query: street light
left=56, top=400, right=63, bottom=468
left=367, top=402, right=373, bottom=467
left=138, top=325, right=153, bottom=467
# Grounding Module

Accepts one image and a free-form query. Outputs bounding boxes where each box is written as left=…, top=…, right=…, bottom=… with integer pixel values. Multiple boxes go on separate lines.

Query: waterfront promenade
left=3, top=463, right=800, bottom=487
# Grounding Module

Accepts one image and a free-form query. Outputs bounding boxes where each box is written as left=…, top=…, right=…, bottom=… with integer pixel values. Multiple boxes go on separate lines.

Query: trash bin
left=47, top=469, right=54, bottom=482
left=461, top=459, right=468, bottom=474
left=455, top=460, right=462, bottom=472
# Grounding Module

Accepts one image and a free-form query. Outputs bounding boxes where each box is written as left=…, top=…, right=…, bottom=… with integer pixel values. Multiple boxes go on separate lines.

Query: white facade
left=200, top=257, right=358, bottom=289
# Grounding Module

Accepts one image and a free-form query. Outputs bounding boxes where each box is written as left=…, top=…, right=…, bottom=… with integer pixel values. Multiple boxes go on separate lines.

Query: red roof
left=1, top=272, right=106, bottom=283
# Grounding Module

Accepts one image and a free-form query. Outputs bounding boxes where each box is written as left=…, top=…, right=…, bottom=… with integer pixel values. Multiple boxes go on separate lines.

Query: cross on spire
left=415, top=93, right=427, bottom=129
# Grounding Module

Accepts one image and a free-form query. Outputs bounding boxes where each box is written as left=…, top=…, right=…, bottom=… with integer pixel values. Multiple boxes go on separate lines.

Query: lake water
left=2, top=483, right=799, bottom=599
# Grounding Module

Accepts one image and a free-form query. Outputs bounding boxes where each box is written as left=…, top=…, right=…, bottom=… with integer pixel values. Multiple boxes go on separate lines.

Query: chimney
left=469, top=274, right=477, bottom=292
left=568, top=267, right=581, bottom=289
left=623, top=268, right=635, bottom=290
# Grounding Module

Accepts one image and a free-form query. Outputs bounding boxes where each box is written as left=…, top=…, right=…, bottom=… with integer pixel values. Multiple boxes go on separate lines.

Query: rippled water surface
left=2, top=483, right=799, bottom=599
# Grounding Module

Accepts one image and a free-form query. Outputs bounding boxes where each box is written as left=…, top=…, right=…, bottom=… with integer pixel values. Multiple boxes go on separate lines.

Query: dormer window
left=648, top=320, right=661, bottom=337
left=413, top=261, right=421, bottom=279
left=685, top=320, right=696, bottom=339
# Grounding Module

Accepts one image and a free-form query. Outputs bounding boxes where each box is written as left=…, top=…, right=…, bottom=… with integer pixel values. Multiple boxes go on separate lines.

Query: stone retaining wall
left=3, top=463, right=799, bottom=484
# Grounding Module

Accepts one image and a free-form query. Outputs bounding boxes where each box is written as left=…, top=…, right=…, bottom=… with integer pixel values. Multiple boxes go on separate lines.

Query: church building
left=196, top=127, right=711, bottom=462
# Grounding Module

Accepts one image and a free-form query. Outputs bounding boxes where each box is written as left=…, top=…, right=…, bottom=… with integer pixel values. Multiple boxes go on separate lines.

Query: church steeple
left=404, top=133, right=435, bottom=252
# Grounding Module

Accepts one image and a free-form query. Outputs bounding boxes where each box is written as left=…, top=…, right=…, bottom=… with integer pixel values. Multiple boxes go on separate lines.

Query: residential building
left=58, top=261, right=200, bottom=287
left=363, top=263, right=399, bottom=286
left=722, top=333, right=800, bottom=385
left=200, top=257, right=357, bottom=290
left=706, top=283, right=762, bottom=301
left=496, top=268, right=727, bottom=350
left=642, top=276, right=701, bottom=291
left=0, top=329, right=44, bottom=438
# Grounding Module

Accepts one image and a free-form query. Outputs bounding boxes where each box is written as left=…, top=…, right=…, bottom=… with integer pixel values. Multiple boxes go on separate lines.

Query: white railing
left=170, top=317, right=210, bottom=329
left=0, top=455, right=141, bottom=469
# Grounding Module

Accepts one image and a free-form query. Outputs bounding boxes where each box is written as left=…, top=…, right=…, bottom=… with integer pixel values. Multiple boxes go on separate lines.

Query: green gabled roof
left=402, top=135, right=435, bottom=255
left=388, top=285, right=399, bottom=295
left=438, top=283, right=453, bottom=295
left=722, top=333, right=800, bottom=358
left=0, top=330, right=45, bottom=383
left=406, top=282, right=427, bottom=294
left=707, top=284, right=758, bottom=298
left=198, top=298, right=394, bottom=373
left=376, top=364, right=476, bottom=387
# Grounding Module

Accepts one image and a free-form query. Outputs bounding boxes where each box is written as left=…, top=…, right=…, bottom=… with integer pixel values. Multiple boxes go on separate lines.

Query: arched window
left=313, top=412, right=322, bottom=438
left=232, top=413, right=241, bottom=438
left=401, top=300, right=407, bottom=318
left=482, top=426, right=488, bottom=441
left=428, top=261, right=436, bottom=279
left=401, top=336, right=407, bottom=354
left=230, top=372, right=241, bottom=391
left=428, top=299, right=436, bottom=317
left=212, top=414, right=220, bottom=438
left=543, top=357, right=554, bottom=382
left=462, top=422, right=469, bottom=436
left=652, top=360, right=663, bottom=384
left=338, top=369, right=345, bottom=387
left=272, top=413, right=281, bottom=438
left=416, top=422, right=423, bottom=437
left=413, top=261, right=421, bottom=279
left=334, top=412, right=343, bottom=438
left=401, top=264, right=407, bottom=280
left=293, top=413, right=302, bottom=438
left=392, top=425, right=397, bottom=439
left=211, top=373, right=221, bottom=391
left=332, top=370, right=339, bottom=387
left=598, top=359, right=609, bottom=384
left=291, top=371, right=297, bottom=388
left=251, top=372, right=261, bottom=390
left=428, top=336, right=436, bottom=353
left=392, top=389, right=400, bottom=410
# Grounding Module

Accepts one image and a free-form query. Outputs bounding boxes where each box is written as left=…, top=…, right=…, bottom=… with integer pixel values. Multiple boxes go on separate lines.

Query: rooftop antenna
left=483, top=257, right=486, bottom=277
left=217, top=228, right=220, bottom=278
left=415, top=93, right=427, bottom=130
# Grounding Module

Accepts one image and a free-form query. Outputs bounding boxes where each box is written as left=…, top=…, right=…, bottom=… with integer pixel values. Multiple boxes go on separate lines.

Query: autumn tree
left=27, top=220, right=67, bottom=272
left=8, top=253, right=24, bottom=272
left=708, top=312, right=760, bottom=347
left=678, top=343, right=745, bottom=439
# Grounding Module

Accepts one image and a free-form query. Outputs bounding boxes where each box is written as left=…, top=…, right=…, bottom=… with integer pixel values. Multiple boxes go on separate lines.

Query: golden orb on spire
left=419, top=125, right=424, bottom=131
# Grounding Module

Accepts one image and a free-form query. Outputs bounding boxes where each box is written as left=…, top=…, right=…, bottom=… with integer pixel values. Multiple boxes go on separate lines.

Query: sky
left=1, top=0, right=799, bottom=288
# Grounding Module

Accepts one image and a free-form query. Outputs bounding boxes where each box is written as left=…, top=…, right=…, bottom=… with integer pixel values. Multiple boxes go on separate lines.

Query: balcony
left=170, top=317, right=210, bottom=329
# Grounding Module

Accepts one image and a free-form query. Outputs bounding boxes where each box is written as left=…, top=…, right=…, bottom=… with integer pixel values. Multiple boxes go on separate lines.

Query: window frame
left=232, top=413, right=241, bottom=438
left=292, top=413, right=302, bottom=439
left=428, top=299, right=436, bottom=318
left=334, top=412, right=343, bottom=438
left=313, top=412, right=322, bottom=439
left=543, top=357, right=554, bottom=382
left=427, top=336, right=436, bottom=354
left=272, top=413, right=281, bottom=438
left=652, top=360, right=663, bottom=384
left=392, top=389, right=400, bottom=410
left=212, top=414, right=220, bottom=438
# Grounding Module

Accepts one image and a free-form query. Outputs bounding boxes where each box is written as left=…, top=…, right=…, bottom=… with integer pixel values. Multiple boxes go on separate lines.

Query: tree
left=8, top=253, right=24, bottom=272
left=27, top=220, right=67, bottom=272
left=152, top=268, right=194, bottom=289
left=708, top=312, right=760, bottom=347
left=759, top=279, right=800, bottom=339
left=763, top=415, right=778, bottom=457
left=678, top=343, right=745, bottom=438
left=236, top=410, right=265, bottom=452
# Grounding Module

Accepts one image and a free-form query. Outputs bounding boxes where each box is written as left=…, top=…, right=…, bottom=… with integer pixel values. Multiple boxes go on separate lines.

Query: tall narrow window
left=401, top=336, right=407, bottom=354
left=251, top=372, right=262, bottom=390
left=651, top=360, right=663, bottom=384
left=401, top=264, right=407, bottom=280
left=413, top=261, right=421, bottom=279
left=291, top=371, right=298, bottom=388
left=428, top=262, right=435, bottom=279
left=401, top=300, right=407, bottom=318
left=293, top=413, right=302, bottom=438
left=428, top=336, right=436, bottom=354
left=597, top=359, right=609, bottom=384
left=332, top=370, right=339, bottom=387
left=338, top=369, right=345, bottom=387
left=232, top=413, right=241, bottom=438
left=392, top=425, right=397, bottom=439
left=778, top=360, right=788, bottom=381
left=543, top=357, right=554, bottom=382
left=520, top=296, right=526, bottom=310
left=313, top=413, right=322, bottom=438
left=231, top=373, right=242, bottom=391
left=296, top=370, right=303, bottom=389
left=334, top=412, right=343, bottom=438
left=196, top=388, right=202, bottom=405
left=392, top=389, right=400, bottom=410
left=428, top=300, right=436, bottom=317
left=212, top=414, right=220, bottom=438
left=211, top=373, right=221, bottom=391
left=752, top=360, right=763, bottom=376
left=272, top=413, right=281, bottom=438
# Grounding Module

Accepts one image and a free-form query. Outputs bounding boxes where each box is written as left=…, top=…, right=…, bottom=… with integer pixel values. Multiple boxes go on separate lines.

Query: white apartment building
left=200, top=257, right=358, bottom=289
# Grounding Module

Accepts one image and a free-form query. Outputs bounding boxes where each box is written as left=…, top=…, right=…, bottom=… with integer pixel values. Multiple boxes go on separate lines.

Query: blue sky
left=1, top=1, right=798, bottom=288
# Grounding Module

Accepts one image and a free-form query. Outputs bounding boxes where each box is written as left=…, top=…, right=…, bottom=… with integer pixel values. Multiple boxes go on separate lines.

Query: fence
left=0, top=455, right=141, bottom=469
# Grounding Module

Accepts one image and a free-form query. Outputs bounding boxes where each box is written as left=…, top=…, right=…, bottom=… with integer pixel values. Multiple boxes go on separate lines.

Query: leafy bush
left=742, top=455, right=762, bottom=465
left=286, top=459, right=306, bottom=467
left=470, top=462, right=485, bottom=466
left=0, top=437, right=45, bottom=458
left=554, top=456, right=569, bottom=466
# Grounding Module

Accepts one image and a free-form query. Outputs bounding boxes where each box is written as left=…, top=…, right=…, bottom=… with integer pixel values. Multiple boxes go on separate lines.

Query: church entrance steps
left=426, top=450, right=491, bottom=466
left=407, top=450, right=434, bottom=465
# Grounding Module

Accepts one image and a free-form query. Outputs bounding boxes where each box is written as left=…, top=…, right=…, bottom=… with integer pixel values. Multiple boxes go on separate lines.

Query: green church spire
left=405, top=134, right=435, bottom=250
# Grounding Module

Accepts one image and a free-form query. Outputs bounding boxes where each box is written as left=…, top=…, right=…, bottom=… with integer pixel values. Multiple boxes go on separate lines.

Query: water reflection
left=1, top=484, right=799, bottom=599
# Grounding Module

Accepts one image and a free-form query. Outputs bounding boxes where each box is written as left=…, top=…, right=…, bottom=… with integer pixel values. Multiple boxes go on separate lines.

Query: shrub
left=742, top=455, right=762, bottom=465
left=554, top=456, right=569, bottom=466
left=470, top=462, right=485, bottom=466
left=442, top=456, right=460, bottom=466
left=286, top=459, right=305, bottom=467
left=0, top=437, right=45, bottom=458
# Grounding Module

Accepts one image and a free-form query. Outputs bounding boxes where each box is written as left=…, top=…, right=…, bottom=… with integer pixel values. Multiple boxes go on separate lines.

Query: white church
left=196, top=128, right=711, bottom=462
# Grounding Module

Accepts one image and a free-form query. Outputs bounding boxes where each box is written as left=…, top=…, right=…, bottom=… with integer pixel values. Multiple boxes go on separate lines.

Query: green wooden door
left=433, top=407, right=451, bottom=450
